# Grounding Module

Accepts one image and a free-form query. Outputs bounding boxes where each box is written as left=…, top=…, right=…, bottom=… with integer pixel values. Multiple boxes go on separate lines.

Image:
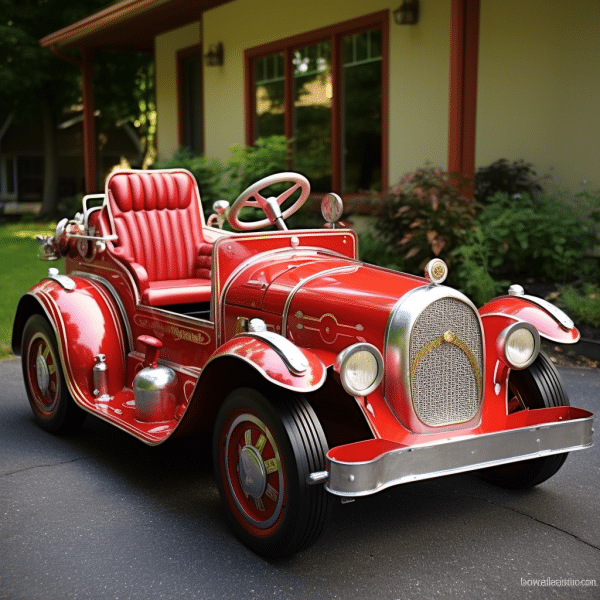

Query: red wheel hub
left=224, top=413, right=286, bottom=531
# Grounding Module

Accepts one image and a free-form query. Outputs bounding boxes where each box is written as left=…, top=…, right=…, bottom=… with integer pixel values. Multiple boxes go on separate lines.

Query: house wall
left=155, top=0, right=451, bottom=187
left=155, top=22, right=202, bottom=160
left=154, top=0, right=599, bottom=193
left=477, top=0, right=600, bottom=191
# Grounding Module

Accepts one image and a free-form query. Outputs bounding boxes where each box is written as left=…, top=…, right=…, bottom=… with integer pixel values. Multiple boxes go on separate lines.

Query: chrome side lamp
left=205, top=42, right=224, bottom=66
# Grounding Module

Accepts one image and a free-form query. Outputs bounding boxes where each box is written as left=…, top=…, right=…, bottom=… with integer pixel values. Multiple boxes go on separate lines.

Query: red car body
left=12, top=169, right=593, bottom=557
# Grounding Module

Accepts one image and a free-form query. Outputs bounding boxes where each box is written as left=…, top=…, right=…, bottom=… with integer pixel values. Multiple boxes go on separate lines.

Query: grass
left=0, top=219, right=61, bottom=359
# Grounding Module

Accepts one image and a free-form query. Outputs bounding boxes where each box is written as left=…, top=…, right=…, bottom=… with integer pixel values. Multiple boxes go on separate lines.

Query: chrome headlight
left=496, top=322, right=540, bottom=369
left=334, top=343, right=383, bottom=396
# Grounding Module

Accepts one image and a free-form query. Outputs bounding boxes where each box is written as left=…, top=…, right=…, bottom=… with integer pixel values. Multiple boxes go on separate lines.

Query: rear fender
left=480, top=294, right=579, bottom=344
left=12, top=276, right=127, bottom=404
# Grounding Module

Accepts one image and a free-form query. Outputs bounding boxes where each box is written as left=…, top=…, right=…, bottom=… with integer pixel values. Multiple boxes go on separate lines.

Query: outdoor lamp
left=394, top=0, right=420, bottom=25
left=205, top=43, right=224, bottom=66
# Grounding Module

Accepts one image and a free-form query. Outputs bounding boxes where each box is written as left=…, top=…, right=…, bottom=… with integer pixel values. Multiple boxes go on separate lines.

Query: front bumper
left=324, top=406, right=593, bottom=497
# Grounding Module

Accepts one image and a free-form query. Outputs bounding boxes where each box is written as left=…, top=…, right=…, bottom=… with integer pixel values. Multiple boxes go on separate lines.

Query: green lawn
left=0, top=220, right=61, bottom=359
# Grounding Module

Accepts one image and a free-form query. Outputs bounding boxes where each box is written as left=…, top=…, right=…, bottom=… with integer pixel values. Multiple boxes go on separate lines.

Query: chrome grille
left=409, top=297, right=483, bottom=427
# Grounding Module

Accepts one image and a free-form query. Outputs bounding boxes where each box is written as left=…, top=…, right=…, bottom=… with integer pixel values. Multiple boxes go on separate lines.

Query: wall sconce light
left=205, top=42, right=224, bottom=67
left=393, top=0, right=420, bottom=25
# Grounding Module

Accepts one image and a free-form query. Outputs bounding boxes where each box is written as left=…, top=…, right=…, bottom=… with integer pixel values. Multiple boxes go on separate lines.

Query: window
left=247, top=11, right=388, bottom=193
left=178, top=47, right=203, bottom=154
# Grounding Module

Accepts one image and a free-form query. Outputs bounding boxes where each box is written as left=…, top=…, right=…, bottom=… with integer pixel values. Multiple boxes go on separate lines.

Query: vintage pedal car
left=12, top=169, right=594, bottom=557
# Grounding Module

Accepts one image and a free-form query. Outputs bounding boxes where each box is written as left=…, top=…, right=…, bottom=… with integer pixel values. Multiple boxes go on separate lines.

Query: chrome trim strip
left=281, top=264, right=358, bottom=337
left=480, top=313, right=581, bottom=344
left=46, top=269, right=76, bottom=291
left=138, top=304, right=214, bottom=328
left=522, top=294, right=574, bottom=330
left=327, top=413, right=594, bottom=497
left=241, top=331, right=309, bottom=375
left=203, top=350, right=326, bottom=393
left=217, top=246, right=350, bottom=346
left=128, top=351, right=202, bottom=379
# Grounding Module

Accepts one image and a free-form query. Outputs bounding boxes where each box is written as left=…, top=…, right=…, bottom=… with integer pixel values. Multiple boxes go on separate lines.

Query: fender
left=12, top=275, right=127, bottom=407
left=479, top=294, right=579, bottom=344
left=205, top=334, right=327, bottom=393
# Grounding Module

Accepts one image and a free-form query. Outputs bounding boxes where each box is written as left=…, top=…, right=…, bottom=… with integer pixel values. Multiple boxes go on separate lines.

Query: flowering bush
left=375, top=167, right=477, bottom=273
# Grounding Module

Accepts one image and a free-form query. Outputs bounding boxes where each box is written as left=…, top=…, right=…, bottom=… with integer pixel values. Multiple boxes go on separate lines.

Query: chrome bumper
left=324, top=407, right=594, bottom=497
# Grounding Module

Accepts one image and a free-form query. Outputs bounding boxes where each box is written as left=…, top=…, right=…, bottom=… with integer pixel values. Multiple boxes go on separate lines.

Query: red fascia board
left=40, top=0, right=164, bottom=48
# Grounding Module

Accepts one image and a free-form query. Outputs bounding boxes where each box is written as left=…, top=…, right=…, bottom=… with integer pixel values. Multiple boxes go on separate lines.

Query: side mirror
left=321, top=193, right=343, bottom=229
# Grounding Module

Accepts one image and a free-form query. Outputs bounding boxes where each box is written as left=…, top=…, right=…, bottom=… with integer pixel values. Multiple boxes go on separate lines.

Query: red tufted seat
left=105, top=169, right=212, bottom=307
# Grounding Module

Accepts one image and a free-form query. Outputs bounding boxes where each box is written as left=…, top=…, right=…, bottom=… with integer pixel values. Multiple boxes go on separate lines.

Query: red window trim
left=177, top=43, right=205, bottom=154
left=244, top=10, right=389, bottom=194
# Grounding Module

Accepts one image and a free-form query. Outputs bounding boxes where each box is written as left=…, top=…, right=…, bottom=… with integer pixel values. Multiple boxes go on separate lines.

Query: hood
left=225, top=252, right=426, bottom=354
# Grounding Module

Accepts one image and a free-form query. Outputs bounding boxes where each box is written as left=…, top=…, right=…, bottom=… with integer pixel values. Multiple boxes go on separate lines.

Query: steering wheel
left=227, top=172, right=310, bottom=231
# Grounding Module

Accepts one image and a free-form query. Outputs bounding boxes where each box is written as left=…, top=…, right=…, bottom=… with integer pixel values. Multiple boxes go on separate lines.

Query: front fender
left=479, top=294, right=579, bottom=344
left=12, top=276, right=127, bottom=403
left=206, top=335, right=327, bottom=393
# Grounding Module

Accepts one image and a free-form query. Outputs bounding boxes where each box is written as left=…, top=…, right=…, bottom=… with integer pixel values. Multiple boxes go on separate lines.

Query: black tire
left=212, top=387, right=332, bottom=558
left=21, top=314, right=86, bottom=434
left=479, top=352, right=569, bottom=490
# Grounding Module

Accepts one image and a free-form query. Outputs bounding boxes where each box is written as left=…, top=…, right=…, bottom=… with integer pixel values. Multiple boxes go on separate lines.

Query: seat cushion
left=142, top=278, right=212, bottom=306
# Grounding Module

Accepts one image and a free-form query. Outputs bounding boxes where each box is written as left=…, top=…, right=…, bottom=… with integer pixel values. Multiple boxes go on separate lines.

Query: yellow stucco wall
left=155, top=22, right=202, bottom=160
left=156, top=0, right=451, bottom=187
left=478, top=0, right=600, bottom=191
left=154, top=0, right=599, bottom=193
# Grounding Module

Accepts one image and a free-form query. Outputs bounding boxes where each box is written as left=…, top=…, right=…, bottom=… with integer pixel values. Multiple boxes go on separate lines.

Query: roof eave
left=40, top=0, right=166, bottom=49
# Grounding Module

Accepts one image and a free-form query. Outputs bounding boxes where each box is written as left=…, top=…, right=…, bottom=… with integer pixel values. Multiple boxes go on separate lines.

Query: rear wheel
left=21, top=314, right=86, bottom=434
left=213, top=387, right=332, bottom=558
left=479, top=352, right=569, bottom=489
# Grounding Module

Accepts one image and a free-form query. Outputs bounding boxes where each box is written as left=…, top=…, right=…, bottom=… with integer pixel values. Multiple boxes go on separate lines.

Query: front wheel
left=213, top=387, right=332, bottom=558
left=21, top=314, right=86, bottom=434
left=479, top=352, right=569, bottom=489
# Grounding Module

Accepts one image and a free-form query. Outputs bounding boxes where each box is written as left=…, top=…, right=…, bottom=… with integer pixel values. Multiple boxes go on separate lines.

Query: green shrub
left=358, top=232, right=404, bottom=271
left=475, top=159, right=543, bottom=204
left=450, top=227, right=507, bottom=306
left=557, top=284, right=600, bottom=328
left=375, top=167, right=477, bottom=274
left=476, top=192, right=594, bottom=283
left=226, top=136, right=290, bottom=199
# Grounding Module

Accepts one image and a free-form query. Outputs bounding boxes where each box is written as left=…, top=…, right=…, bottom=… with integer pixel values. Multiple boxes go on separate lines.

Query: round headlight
left=496, top=322, right=540, bottom=369
left=334, top=343, right=383, bottom=396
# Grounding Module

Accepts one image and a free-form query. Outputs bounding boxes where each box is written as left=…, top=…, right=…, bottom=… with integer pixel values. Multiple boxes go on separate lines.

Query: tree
left=0, top=0, right=154, bottom=217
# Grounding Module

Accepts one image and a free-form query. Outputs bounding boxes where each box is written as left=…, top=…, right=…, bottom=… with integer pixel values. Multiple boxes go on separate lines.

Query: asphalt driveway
left=1, top=358, right=598, bottom=600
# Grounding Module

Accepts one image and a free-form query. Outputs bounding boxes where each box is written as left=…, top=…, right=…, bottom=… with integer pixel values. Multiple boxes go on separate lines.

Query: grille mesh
left=409, top=297, right=483, bottom=427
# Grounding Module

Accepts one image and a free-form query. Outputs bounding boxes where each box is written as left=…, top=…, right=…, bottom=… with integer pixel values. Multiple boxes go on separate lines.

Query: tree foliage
left=0, top=0, right=155, bottom=215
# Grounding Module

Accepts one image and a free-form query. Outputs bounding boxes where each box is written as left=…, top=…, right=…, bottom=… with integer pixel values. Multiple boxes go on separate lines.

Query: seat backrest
left=106, top=169, right=207, bottom=282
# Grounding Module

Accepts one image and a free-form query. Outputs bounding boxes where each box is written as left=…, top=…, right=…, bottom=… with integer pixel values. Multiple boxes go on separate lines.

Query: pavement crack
left=0, top=455, right=97, bottom=478
left=463, top=491, right=600, bottom=552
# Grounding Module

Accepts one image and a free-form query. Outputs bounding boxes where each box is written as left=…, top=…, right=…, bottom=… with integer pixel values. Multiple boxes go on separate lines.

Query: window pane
left=293, top=42, right=331, bottom=190
left=182, top=53, right=203, bottom=153
left=342, top=29, right=382, bottom=192
left=255, top=53, right=285, bottom=139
